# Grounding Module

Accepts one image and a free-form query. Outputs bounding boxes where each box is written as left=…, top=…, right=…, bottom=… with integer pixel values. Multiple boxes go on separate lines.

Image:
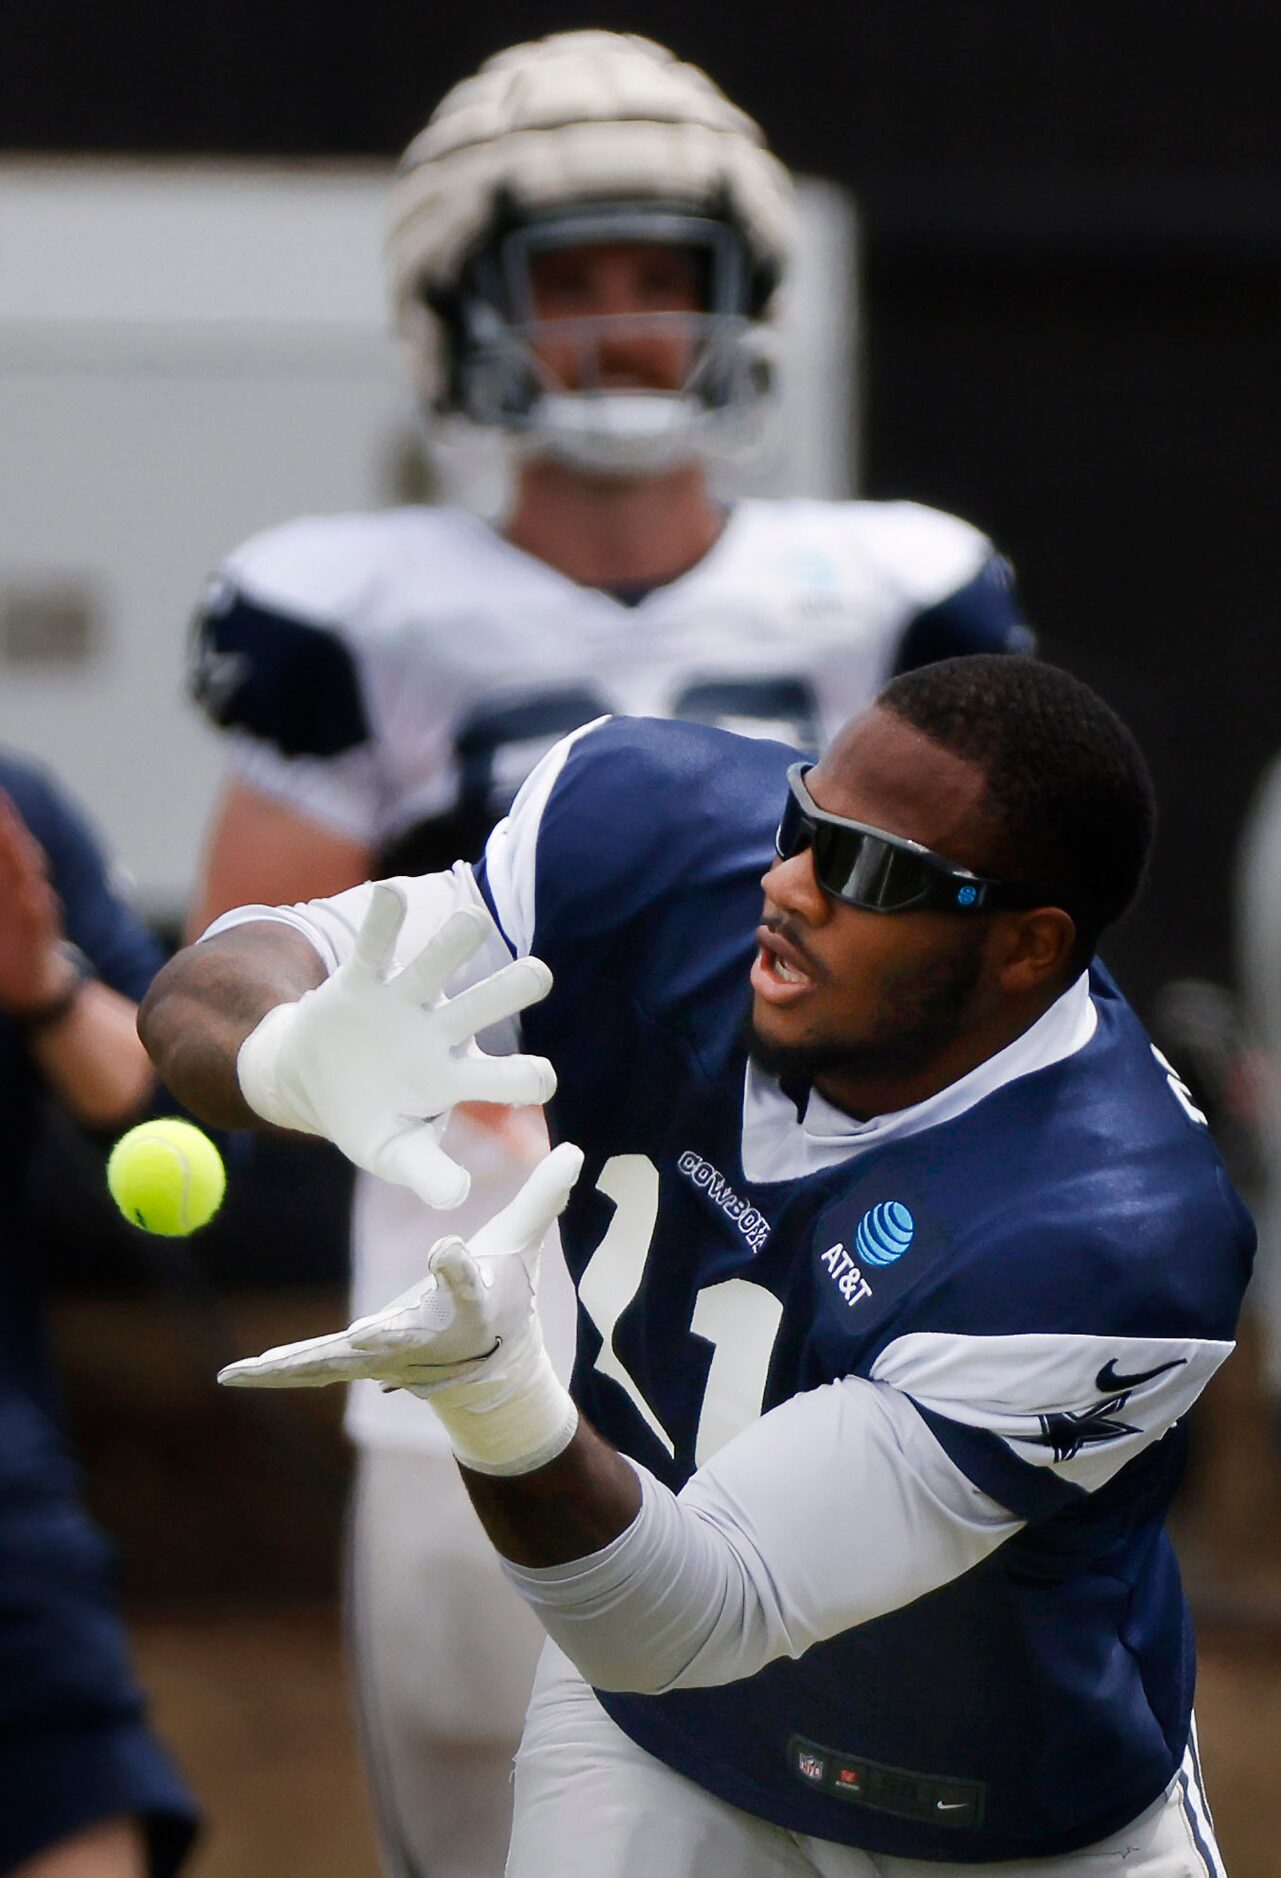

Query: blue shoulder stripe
left=893, top=554, right=1034, bottom=675
left=189, top=590, right=370, bottom=759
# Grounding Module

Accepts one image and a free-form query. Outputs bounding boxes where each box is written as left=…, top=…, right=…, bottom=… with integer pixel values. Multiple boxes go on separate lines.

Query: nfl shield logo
left=798, top=1752, right=825, bottom=1783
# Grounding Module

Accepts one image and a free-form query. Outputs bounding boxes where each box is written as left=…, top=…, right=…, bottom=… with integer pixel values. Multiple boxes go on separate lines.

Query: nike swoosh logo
left=404, top=1337, right=503, bottom=1373
left=936, top=1801, right=968, bottom=1811
left=1095, top=1356, right=1186, bottom=1394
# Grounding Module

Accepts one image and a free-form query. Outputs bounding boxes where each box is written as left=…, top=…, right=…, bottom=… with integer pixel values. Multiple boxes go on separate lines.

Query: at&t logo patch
left=855, top=1201, right=915, bottom=1267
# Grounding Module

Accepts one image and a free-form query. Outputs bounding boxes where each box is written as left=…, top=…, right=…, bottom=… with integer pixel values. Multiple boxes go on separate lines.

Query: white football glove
left=219, top=1141, right=584, bottom=1476
left=236, top=883, right=556, bottom=1208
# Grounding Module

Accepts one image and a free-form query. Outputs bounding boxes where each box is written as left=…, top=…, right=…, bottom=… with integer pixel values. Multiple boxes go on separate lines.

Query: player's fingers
left=393, top=905, right=493, bottom=1006
left=218, top=1361, right=350, bottom=1388
left=347, top=881, right=409, bottom=982
left=447, top=1052, right=558, bottom=1109
left=472, top=1142, right=585, bottom=1258
left=352, top=1265, right=458, bottom=1349
left=217, top=1329, right=364, bottom=1388
left=433, top=956, right=553, bottom=1045
left=348, top=1273, right=439, bottom=1336
left=428, top=1235, right=488, bottom=1310
left=374, top=1127, right=471, bottom=1210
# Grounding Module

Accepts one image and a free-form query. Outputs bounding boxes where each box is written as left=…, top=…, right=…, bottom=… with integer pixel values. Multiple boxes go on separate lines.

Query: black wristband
left=17, top=945, right=94, bottom=1032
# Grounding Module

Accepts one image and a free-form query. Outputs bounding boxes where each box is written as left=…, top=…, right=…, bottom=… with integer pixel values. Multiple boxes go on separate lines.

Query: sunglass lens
left=775, top=792, right=811, bottom=860
left=775, top=770, right=939, bottom=911
left=813, top=827, right=929, bottom=911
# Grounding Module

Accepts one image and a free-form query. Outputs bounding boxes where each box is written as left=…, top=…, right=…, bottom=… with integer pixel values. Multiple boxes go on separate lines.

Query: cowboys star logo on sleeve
left=1036, top=1357, right=1186, bottom=1464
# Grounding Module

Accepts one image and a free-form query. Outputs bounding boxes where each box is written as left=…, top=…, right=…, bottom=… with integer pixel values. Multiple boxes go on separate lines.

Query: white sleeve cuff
left=200, top=863, right=509, bottom=989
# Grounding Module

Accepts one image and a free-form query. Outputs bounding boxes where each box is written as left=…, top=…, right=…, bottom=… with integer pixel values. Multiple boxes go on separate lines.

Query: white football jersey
left=192, top=498, right=1028, bottom=1450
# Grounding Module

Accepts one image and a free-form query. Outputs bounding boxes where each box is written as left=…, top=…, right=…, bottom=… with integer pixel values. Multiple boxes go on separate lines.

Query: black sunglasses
left=775, top=764, right=1044, bottom=914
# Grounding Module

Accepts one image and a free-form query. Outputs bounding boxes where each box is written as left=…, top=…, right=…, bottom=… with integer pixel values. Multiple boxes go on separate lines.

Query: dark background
left=7, top=0, right=1280, bottom=1003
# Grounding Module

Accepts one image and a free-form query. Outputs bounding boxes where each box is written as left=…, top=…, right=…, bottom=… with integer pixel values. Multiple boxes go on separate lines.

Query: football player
left=0, top=761, right=198, bottom=1878
left=144, top=657, right=1246, bottom=1876
left=185, top=30, right=1030, bottom=1875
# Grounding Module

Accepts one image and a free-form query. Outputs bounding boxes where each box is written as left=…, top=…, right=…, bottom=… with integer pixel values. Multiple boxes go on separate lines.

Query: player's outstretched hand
left=220, top=1143, right=584, bottom=1476
left=219, top=1140, right=582, bottom=1390
left=236, top=884, right=557, bottom=1208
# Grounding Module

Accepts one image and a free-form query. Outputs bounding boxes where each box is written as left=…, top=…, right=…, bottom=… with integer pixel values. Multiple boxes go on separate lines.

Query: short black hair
left=878, top=655, right=1155, bottom=967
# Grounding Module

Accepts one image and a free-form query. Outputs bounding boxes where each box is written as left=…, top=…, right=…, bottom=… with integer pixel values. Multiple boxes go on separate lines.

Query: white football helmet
left=386, top=31, right=796, bottom=475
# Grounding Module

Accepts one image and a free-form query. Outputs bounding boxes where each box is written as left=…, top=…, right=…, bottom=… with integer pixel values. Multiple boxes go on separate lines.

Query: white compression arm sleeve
left=204, top=863, right=521, bottom=1031
left=502, top=1376, right=1020, bottom=1695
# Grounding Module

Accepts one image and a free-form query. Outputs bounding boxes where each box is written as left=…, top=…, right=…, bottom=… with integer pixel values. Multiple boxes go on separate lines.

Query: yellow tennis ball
left=107, top=1119, right=226, bottom=1237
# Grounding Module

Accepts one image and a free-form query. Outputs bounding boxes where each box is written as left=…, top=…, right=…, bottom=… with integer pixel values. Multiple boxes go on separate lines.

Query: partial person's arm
left=139, top=919, right=330, bottom=1128
left=148, top=721, right=603, bottom=1193
left=185, top=780, right=374, bottom=941
left=0, top=790, right=154, bottom=1128
left=477, top=1387, right=1018, bottom=1694
left=27, top=979, right=155, bottom=1129
left=217, top=1125, right=1231, bottom=1698
left=485, top=1321, right=1227, bottom=1694
left=186, top=781, right=548, bottom=1166
left=214, top=1142, right=1021, bottom=1692
left=142, top=876, right=557, bottom=1206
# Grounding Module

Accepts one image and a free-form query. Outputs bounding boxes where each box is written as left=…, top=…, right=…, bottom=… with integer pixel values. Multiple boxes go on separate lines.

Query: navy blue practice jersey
left=463, top=715, right=1254, bottom=1862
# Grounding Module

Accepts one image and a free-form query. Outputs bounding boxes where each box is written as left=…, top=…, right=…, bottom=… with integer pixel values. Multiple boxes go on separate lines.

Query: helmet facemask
left=433, top=201, right=779, bottom=476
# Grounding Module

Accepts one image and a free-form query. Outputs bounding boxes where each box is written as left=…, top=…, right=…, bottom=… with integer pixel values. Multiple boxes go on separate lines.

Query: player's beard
left=745, top=930, right=988, bottom=1109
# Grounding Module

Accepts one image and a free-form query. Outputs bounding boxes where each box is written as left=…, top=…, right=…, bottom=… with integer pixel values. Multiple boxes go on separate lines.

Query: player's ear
left=994, top=907, right=1077, bottom=993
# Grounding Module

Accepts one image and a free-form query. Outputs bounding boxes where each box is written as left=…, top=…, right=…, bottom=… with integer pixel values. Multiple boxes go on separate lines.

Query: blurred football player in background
left=0, top=758, right=198, bottom=1878
left=185, top=30, right=1030, bottom=1877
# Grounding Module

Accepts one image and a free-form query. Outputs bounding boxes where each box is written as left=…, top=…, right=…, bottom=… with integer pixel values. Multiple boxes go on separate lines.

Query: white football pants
left=349, top=1448, right=544, bottom=1878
